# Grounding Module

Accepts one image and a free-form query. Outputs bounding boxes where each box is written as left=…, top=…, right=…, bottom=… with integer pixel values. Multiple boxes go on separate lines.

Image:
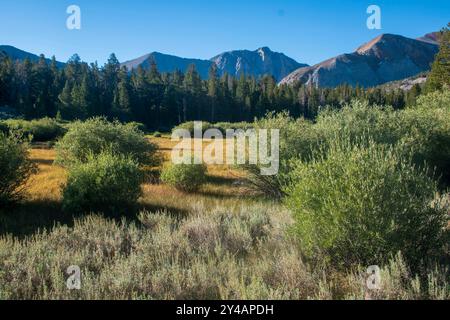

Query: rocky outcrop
left=122, top=47, right=307, bottom=80
left=280, top=34, right=439, bottom=88
left=211, top=47, right=307, bottom=81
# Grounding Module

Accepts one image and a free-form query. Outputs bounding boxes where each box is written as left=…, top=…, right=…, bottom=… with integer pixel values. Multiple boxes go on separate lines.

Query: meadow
left=0, top=91, right=449, bottom=300
left=0, top=136, right=255, bottom=236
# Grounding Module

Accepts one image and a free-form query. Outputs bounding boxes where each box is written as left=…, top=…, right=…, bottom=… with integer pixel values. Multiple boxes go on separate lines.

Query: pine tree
left=0, top=55, right=13, bottom=106
left=58, top=80, right=73, bottom=119
left=425, top=24, right=450, bottom=92
left=112, top=68, right=131, bottom=121
left=70, top=76, right=89, bottom=119
left=30, top=55, right=52, bottom=118
left=406, top=84, right=421, bottom=106
left=183, top=64, right=203, bottom=120
left=207, top=64, right=219, bottom=122
left=15, top=58, right=33, bottom=118
left=102, top=53, right=121, bottom=115
left=147, top=59, right=162, bottom=84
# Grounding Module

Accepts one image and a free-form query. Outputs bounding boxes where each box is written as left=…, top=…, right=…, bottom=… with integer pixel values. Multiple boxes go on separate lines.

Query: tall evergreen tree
left=425, top=24, right=450, bottom=92
left=112, top=68, right=131, bottom=121
left=102, top=53, right=121, bottom=116
left=70, top=76, right=90, bottom=119
left=207, top=64, right=219, bottom=122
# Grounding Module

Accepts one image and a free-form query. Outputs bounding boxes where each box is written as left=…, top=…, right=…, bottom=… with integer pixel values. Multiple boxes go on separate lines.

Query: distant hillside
left=376, top=73, right=428, bottom=91
left=2, top=31, right=441, bottom=87
left=280, top=33, right=439, bottom=88
left=122, top=47, right=306, bottom=81
left=121, top=52, right=213, bottom=79
left=211, top=47, right=307, bottom=81
left=416, top=32, right=441, bottom=45
left=0, top=45, right=64, bottom=67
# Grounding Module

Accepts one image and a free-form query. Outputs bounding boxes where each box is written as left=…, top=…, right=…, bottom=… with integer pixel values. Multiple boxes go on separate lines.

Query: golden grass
left=26, top=148, right=66, bottom=202
left=24, top=137, right=260, bottom=215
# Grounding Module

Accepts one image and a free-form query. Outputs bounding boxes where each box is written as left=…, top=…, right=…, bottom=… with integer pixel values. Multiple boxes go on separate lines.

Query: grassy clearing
left=0, top=132, right=448, bottom=300
left=0, top=137, right=260, bottom=237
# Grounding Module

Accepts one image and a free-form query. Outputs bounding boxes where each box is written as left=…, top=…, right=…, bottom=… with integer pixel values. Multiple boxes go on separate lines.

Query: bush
left=315, top=100, right=398, bottom=146
left=2, top=118, right=66, bottom=142
left=61, top=152, right=142, bottom=214
left=0, top=121, right=8, bottom=133
left=284, top=137, right=449, bottom=269
left=161, top=162, right=207, bottom=192
left=55, top=117, right=159, bottom=167
left=0, top=131, right=36, bottom=204
left=173, top=121, right=212, bottom=135
left=414, top=89, right=450, bottom=111
left=153, top=131, right=162, bottom=138
left=173, top=121, right=253, bottom=136
left=0, top=204, right=447, bottom=299
left=126, top=121, right=147, bottom=133
left=315, top=96, right=450, bottom=186
left=398, top=92, right=450, bottom=185
left=244, top=94, right=450, bottom=198
left=213, top=121, right=253, bottom=135
left=242, top=112, right=320, bottom=198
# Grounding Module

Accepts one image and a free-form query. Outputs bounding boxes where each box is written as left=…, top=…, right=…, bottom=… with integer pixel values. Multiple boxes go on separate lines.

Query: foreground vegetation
left=0, top=90, right=449, bottom=300
left=0, top=205, right=448, bottom=300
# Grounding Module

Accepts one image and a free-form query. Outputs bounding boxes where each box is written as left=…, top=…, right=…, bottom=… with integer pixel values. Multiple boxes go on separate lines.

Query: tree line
left=0, top=52, right=424, bottom=130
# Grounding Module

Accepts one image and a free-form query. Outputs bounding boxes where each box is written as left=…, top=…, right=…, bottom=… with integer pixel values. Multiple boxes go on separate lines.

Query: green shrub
left=213, top=121, right=253, bottom=134
left=284, top=137, right=449, bottom=269
left=153, top=131, right=162, bottom=138
left=242, top=112, right=320, bottom=198
left=315, top=100, right=398, bottom=145
left=398, top=92, right=450, bottom=185
left=2, top=118, right=66, bottom=142
left=316, top=96, right=450, bottom=186
left=0, top=121, right=8, bottom=134
left=55, top=117, right=159, bottom=167
left=161, top=162, right=207, bottom=192
left=61, top=152, right=142, bottom=214
left=414, top=89, right=450, bottom=111
left=245, top=94, right=450, bottom=198
left=0, top=131, right=36, bottom=204
left=126, top=121, right=147, bottom=133
left=173, top=121, right=212, bottom=135
left=173, top=121, right=254, bottom=135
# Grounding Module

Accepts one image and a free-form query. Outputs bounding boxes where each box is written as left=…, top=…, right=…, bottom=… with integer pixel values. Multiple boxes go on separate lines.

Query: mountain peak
left=280, top=32, right=439, bottom=88
left=121, top=52, right=212, bottom=78
left=417, top=32, right=441, bottom=45
left=211, top=47, right=307, bottom=81
left=257, top=46, right=272, bottom=52
left=355, top=33, right=405, bottom=54
left=0, top=45, right=65, bottom=67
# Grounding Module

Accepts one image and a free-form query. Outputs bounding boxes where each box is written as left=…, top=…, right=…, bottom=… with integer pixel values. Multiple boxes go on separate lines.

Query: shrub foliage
left=161, top=162, right=207, bottom=192
left=61, top=152, right=142, bottom=214
left=284, top=137, right=449, bottom=268
left=0, top=131, right=36, bottom=204
left=1, top=118, right=66, bottom=142
left=245, top=92, right=450, bottom=197
left=55, top=117, right=159, bottom=167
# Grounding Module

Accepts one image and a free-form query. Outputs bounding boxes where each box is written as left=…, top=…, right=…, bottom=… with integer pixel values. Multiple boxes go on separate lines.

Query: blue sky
left=0, top=0, right=448, bottom=65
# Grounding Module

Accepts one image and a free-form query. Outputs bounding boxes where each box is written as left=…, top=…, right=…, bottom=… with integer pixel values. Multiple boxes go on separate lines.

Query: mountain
left=122, top=47, right=307, bottom=81
left=280, top=34, right=439, bottom=87
left=121, top=52, right=213, bottom=79
left=0, top=45, right=65, bottom=67
left=417, top=32, right=441, bottom=45
left=211, top=47, right=307, bottom=81
left=376, top=73, right=428, bottom=91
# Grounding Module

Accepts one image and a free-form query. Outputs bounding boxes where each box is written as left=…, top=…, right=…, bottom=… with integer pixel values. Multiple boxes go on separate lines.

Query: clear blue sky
left=0, top=0, right=448, bottom=66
